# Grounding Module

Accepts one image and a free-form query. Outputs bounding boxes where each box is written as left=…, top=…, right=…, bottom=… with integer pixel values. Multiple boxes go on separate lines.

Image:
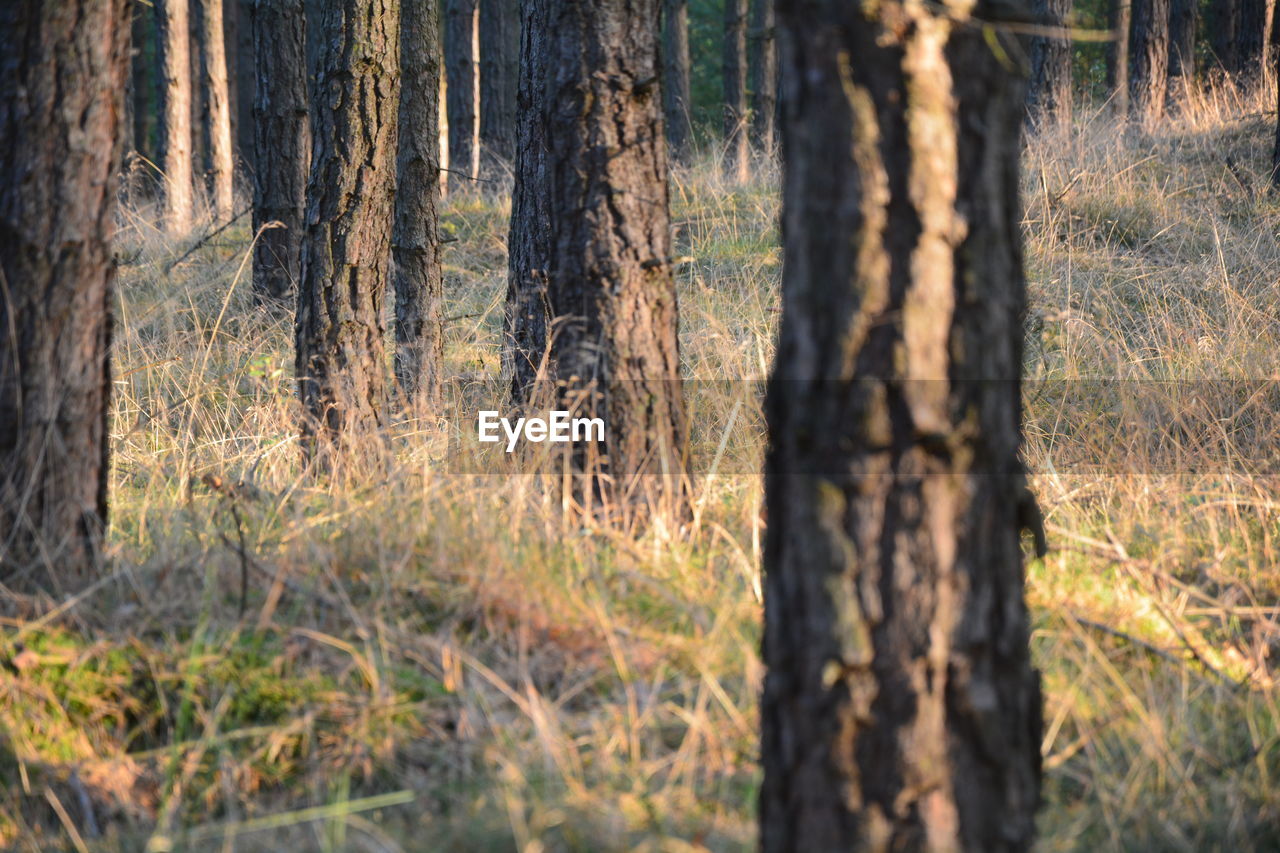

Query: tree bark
left=1239, top=0, right=1270, bottom=82
left=296, top=0, right=399, bottom=456
left=251, top=0, right=309, bottom=305
left=0, top=0, right=131, bottom=591
left=1129, top=0, right=1170, bottom=126
left=1107, top=0, right=1131, bottom=118
left=748, top=0, right=777, bottom=157
left=1212, top=0, right=1241, bottom=74
left=1271, top=2, right=1280, bottom=188
left=395, top=0, right=445, bottom=404
left=234, top=0, right=255, bottom=176
left=662, top=0, right=693, bottom=162
left=198, top=0, right=234, bottom=221
left=761, top=1, right=1043, bottom=849
left=1027, top=0, right=1073, bottom=127
left=723, top=0, right=749, bottom=182
left=479, top=0, right=519, bottom=165
left=156, top=0, right=195, bottom=231
left=1168, top=0, right=1197, bottom=83
left=444, top=0, right=479, bottom=187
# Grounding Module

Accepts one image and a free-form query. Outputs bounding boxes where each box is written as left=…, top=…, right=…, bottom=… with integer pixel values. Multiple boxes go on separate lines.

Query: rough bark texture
left=251, top=0, right=309, bottom=304
left=723, top=0, right=749, bottom=182
left=1129, top=0, right=1169, bottom=126
left=295, top=0, right=400, bottom=455
left=479, top=0, right=519, bottom=164
left=1027, top=0, right=1073, bottom=127
left=1168, top=0, right=1197, bottom=82
left=1107, top=0, right=1131, bottom=117
left=156, top=0, right=194, bottom=231
left=748, top=0, right=777, bottom=157
left=0, top=0, right=131, bottom=591
left=761, top=1, right=1043, bottom=849
left=662, top=0, right=692, bottom=162
left=444, top=0, right=479, bottom=186
left=394, top=0, right=445, bottom=404
left=198, top=0, right=234, bottom=220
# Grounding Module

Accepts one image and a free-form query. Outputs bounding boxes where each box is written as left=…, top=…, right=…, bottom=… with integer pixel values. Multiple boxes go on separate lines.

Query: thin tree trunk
left=0, top=0, right=132, bottom=591
left=761, top=1, right=1043, bottom=848
left=1240, top=0, right=1270, bottom=82
left=132, top=6, right=157, bottom=165
left=1027, top=0, right=1073, bottom=127
left=1107, top=0, right=1131, bottom=117
left=662, top=0, right=693, bottom=162
left=156, top=0, right=195, bottom=231
left=234, top=0, right=255, bottom=176
left=395, top=0, right=445, bottom=404
left=1168, top=0, right=1197, bottom=84
left=252, top=0, right=309, bottom=304
left=1129, top=0, right=1170, bottom=126
left=199, top=0, right=234, bottom=221
left=189, top=0, right=206, bottom=184
left=444, top=0, right=479, bottom=187
left=748, top=0, right=777, bottom=157
left=479, top=0, right=519, bottom=165
left=1212, top=0, right=1241, bottom=74
left=723, top=0, right=749, bottom=182
left=296, top=0, right=400, bottom=457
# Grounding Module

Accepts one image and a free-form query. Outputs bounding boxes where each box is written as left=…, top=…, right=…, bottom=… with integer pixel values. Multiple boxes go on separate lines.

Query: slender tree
left=156, top=0, right=195, bottom=231
left=479, top=0, right=519, bottom=164
left=1212, top=0, right=1241, bottom=75
left=1027, top=0, right=1073, bottom=126
left=1239, top=0, right=1270, bottom=81
left=445, top=0, right=480, bottom=187
left=296, top=0, right=400, bottom=455
left=0, top=0, right=132, bottom=590
left=762, top=0, right=1043, bottom=848
left=748, top=0, right=777, bottom=157
left=395, top=0, right=446, bottom=403
left=234, top=0, right=255, bottom=171
left=723, top=0, right=749, bottom=182
left=198, top=0, right=235, bottom=221
left=1168, top=0, right=1197, bottom=85
left=662, top=0, right=693, bottom=162
left=1107, top=0, right=1131, bottom=117
left=1129, top=0, right=1170, bottom=126
left=1271, top=0, right=1280, bottom=188
left=252, top=0, right=310, bottom=304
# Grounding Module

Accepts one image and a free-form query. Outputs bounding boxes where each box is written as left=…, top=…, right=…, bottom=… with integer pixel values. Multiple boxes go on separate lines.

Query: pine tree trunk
left=662, top=0, right=693, bottom=162
left=189, top=0, right=206, bottom=180
left=761, top=1, right=1043, bottom=848
left=479, top=0, right=519, bottom=165
left=1027, top=0, right=1073, bottom=127
left=444, top=0, right=479, bottom=187
left=1212, top=0, right=1241, bottom=74
left=723, top=0, right=749, bottom=182
left=1168, top=0, right=1197, bottom=84
left=252, top=0, right=309, bottom=305
left=296, top=0, right=399, bottom=456
left=1107, top=0, right=1131, bottom=117
left=1240, top=0, right=1270, bottom=82
left=1129, top=0, right=1170, bottom=126
left=395, top=0, right=445, bottom=404
left=0, top=0, right=131, bottom=591
left=156, top=0, right=195, bottom=231
left=748, top=0, right=777, bottom=157
left=198, top=0, right=234, bottom=221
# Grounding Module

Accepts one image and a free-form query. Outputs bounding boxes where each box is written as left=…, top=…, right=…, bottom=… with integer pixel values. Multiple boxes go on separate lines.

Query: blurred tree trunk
left=156, top=0, right=195, bottom=231
left=132, top=5, right=156, bottom=163
left=1107, top=0, right=1131, bottom=117
left=748, top=0, right=776, bottom=157
left=395, top=0, right=445, bottom=404
left=1239, top=0, right=1270, bottom=81
left=1129, top=0, right=1170, bottom=126
left=251, top=0, right=309, bottom=305
left=198, top=0, right=234, bottom=221
left=663, top=0, right=693, bottom=162
left=445, top=0, right=479, bottom=187
left=1027, top=0, right=1073, bottom=127
left=1212, top=0, right=1241, bottom=74
left=1168, top=0, right=1197, bottom=87
left=1271, top=0, right=1280, bottom=187
left=0, top=0, right=131, bottom=592
left=189, top=0, right=206, bottom=181
left=479, top=0, right=519, bottom=165
left=296, top=0, right=400, bottom=457
left=761, top=0, right=1043, bottom=849
left=723, top=0, right=749, bottom=182
left=234, top=0, right=255, bottom=176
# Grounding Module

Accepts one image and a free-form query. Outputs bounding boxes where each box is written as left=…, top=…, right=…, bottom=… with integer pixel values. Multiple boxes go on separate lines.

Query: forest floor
left=4, top=82, right=1280, bottom=851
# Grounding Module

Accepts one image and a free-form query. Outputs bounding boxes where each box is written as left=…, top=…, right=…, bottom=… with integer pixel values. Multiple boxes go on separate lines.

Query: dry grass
left=2, top=83, right=1280, bottom=850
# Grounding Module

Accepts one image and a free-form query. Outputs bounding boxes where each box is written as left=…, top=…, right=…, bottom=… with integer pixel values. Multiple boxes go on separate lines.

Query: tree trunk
left=156, top=0, right=195, bottom=231
left=662, top=0, right=693, bottom=162
left=0, top=0, right=131, bottom=591
left=234, top=0, right=255, bottom=176
left=1212, top=0, right=1241, bottom=74
left=1240, top=0, right=1270, bottom=82
left=723, top=0, right=749, bottom=182
left=761, top=1, right=1043, bottom=849
left=748, top=0, right=777, bottom=157
left=395, top=0, right=445, bottom=404
left=509, top=0, right=688, bottom=518
left=444, top=0, right=479, bottom=187
left=198, top=0, right=234, bottom=221
left=1027, top=0, right=1073, bottom=127
left=1107, top=0, right=1131, bottom=117
left=1129, top=0, right=1170, bottom=126
left=251, top=0, right=309, bottom=305
left=296, top=0, right=399, bottom=456
left=1168, top=0, right=1197, bottom=84
left=479, top=0, right=519, bottom=165
left=132, top=5, right=157, bottom=164
left=1271, top=2, right=1280, bottom=188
